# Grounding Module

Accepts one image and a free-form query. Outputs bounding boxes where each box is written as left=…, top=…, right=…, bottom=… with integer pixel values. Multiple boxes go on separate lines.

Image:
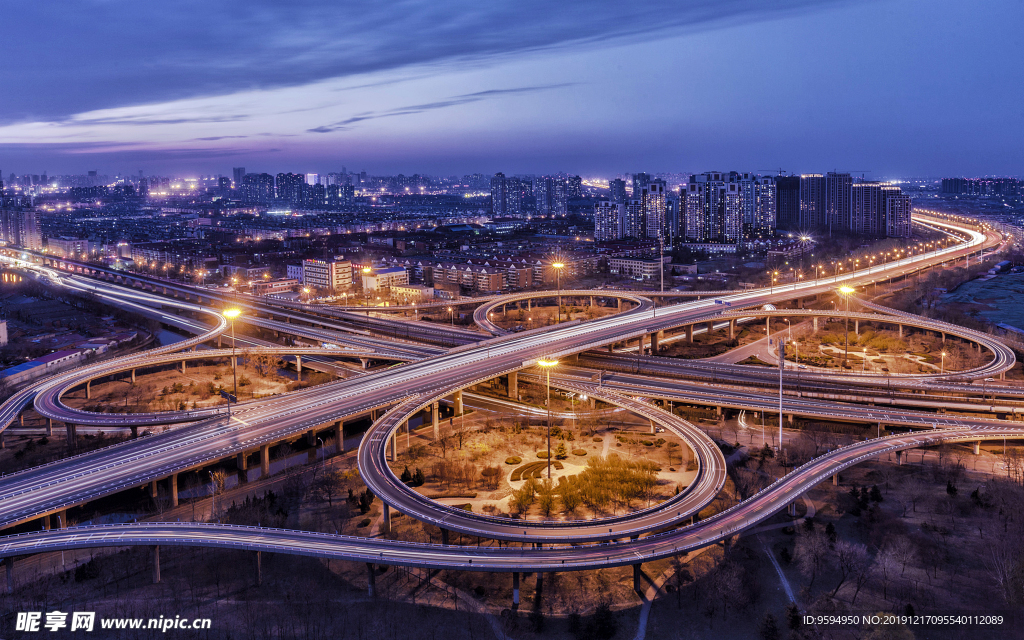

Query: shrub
left=357, top=518, right=371, bottom=528
left=505, top=456, right=522, bottom=465
left=593, top=437, right=602, bottom=442
left=238, top=375, right=252, bottom=387
left=536, top=451, right=550, bottom=459
left=572, top=449, right=587, bottom=456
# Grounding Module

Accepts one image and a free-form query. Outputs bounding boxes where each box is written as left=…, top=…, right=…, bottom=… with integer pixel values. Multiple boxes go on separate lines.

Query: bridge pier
left=788, top=501, right=798, bottom=517
left=41, top=514, right=50, bottom=530
left=832, top=473, right=838, bottom=486
left=432, top=402, right=440, bottom=440
left=686, top=325, right=694, bottom=343
left=152, top=546, right=161, bottom=584
left=86, top=380, right=91, bottom=399
left=360, top=358, right=368, bottom=369
left=508, top=372, right=518, bottom=399
left=706, top=320, right=714, bottom=335
left=895, top=450, right=903, bottom=465
left=729, top=319, right=736, bottom=339
left=441, top=528, right=449, bottom=546
left=131, top=369, right=136, bottom=383
left=66, top=423, right=77, bottom=452
left=260, top=444, right=270, bottom=476
left=390, top=431, right=397, bottom=462
left=46, top=418, right=53, bottom=437
left=974, top=441, right=981, bottom=455
left=367, top=563, right=376, bottom=598
left=383, top=503, right=391, bottom=533
left=170, top=474, right=179, bottom=507
left=649, top=332, right=659, bottom=353
left=590, top=296, right=595, bottom=307
left=633, top=563, right=643, bottom=595
left=454, top=390, right=463, bottom=415
left=898, top=324, right=903, bottom=338
left=335, top=421, right=345, bottom=453
left=512, top=572, right=520, bottom=611
left=130, top=425, right=138, bottom=438
left=181, top=360, right=186, bottom=374
left=296, top=355, right=302, bottom=381
left=150, top=479, right=158, bottom=499
left=812, top=317, right=818, bottom=334
left=255, top=551, right=262, bottom=587
left=6, top=557, right=14, bottom=594
left=617, top=299, right=623, bottom=312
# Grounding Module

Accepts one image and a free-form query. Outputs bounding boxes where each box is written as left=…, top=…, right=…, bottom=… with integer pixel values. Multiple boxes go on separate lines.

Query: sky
left=0, top=0, right=1021, bottom=178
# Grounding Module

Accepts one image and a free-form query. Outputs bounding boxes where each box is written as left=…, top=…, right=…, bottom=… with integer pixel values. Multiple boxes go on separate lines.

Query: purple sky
left=1, top=0, right=1021, bottom=178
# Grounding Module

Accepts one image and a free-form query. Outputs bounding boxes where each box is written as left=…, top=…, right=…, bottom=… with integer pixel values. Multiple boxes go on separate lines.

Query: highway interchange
left=1, top=214, right=1022, bottom=580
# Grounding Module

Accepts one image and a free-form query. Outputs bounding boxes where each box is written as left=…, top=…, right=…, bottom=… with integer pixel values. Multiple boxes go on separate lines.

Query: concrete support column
left=974, top=441, right=981, bottom=455
left=5, top=557, right=14, bottom=595
left=729, top=319, right=736, bottom=339
left=131, top=369, right=136, bottom=383
left=237, top=451, right=249, bottom=471
left=255, top=551, right=262, bottom=587
left=706, top=320, right=714, bottom=335
left=788, top=502, right=798, bottom=517
left=367, top=563, right=376, bottom=598
left=41, top=515, right=50, bottom=530
left=895, top=450, right=903, bottom=465
left=306, top=429, right=316, bottom=446
left=432, top=403, right=440, bottom=440
left=832, top=473, right=838, bottom=486
left=296, top=355, right=302, bottom=380
left=390, top=431, right=397, bottom=462
left=788, top=414, right=793, bottom=425
left=260, top=444, right=270, bottom=476
left=86, top=380, right=91, bottom=399
left=335, top=421, right=344, bottom=453
left=618, top=298, right=623, bottom=312
left=633, top=563, right=643, bottom=595
left=383, top=503, right=391, bottom=533
left=441, top=529, right=449, bottom=546
left=150, top=479, right=158, bottom=499
left=715, top=405, right=722, bottom=417
left=512, top=572, right=520, bottom=611
left=590, top=296, right=595, bottom=307
left=812, top=317, right=818, bottom=334
left=57, top=510, right=67, bottom=529
left=66, top=423, right=77, bottom=453
left=152, top=546, right=161, bottom=584
left=454, top=390, right=463, bottom=415
left=130, top=425, right=138, bottom=438
left=686, top=325, right=694, bottom=343
left=508, top=372, right=518, bottom=399
left=46, top=418, right=53, bottom=437
left=941, top=332, right=946, bottom=343
left=170, top=474, right=179, bottom=507
left=360, top=358, right=368, bottom=370
left=898, top=324, right=903, bottom=338
left=854, top=320, right=859, bottom=336
left=798, top=297, right=804, bottom=309
left=638, top=334, right=646, bottom=355
left=649, top=332, right=659, bottom=353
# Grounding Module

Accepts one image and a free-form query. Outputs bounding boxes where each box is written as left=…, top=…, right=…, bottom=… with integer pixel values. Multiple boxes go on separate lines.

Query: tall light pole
left=223, top=308, right=241, bottom=416
left=552, top=262, right=564, bottom=323
left=538, top=359, right=559, bottom=478
left=362, top=266, right=372, bottom=317
left=777, top=337, right=785, bottom=455
left=838, top=286, right=855, bottom=368
left=448, top=306, right=454, bottom=327
left=941, top=351, right=947, bottom=375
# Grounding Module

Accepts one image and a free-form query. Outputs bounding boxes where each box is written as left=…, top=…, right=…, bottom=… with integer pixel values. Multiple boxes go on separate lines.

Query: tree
left=400, top=466, right=412, bottom=483
left=831, top=540, right=870, bottom=598
left=758, top=613, right=780, bottom=640
left=555, top=441, right=568, bottom=460
left=785, top=603, right=802, bottom=632
left=797, top=529, right=830, bottom=588
left=311, top=469, right=344, bottom=507
left=874, top=543, right=901, bottom=601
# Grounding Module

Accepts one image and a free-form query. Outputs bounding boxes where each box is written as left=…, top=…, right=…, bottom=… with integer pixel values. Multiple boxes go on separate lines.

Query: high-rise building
left=775, top=176, right=800, bottom=230
left=826, top=172, right=852, bottom=235
left=624, top=199, right=644, bottom=239
left=642, top=180, right=667, bottom=239
left=885, top=189, right=912, bottom=238
left=753, top=177, right=777, bottom=234
left=275, top=173, right=305, bottom=204
left=631, top=173, right=651, bottom=200
left=490, top=173, right=507, bottom=216
left=302, top=258, right=353, bottom=291
left=305, top=173, right=319, bottom=186
left=506, top=177, right=527, bottom=217
left=566, top=175, right=582, bottom=199
left=594, top=201, right=624, bottom=241
left=609, top=179, right=627, bottom=205
left=0, top=207, right=42, bottom=250
left=232, top=167, right=245, bottom=188
left=241, top=173, right=275, bottom=205
left=683, top=173, right=742, bottom=244
left=536, top=177, right=567, bottom=216
left=850, top=183, right=885, bottom=237
left=799, top=174, right=826, bottom=230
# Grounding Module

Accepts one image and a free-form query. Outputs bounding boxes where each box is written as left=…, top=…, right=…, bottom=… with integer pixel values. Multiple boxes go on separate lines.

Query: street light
left=538, top=359, right=559, bottom=478
left=223, top=308, right=242, bottom=417
left=448, top=306, right=454, bottom=327
left=941, top=351, right=947, bottom=374
left=552, top=262, right=565, bottom=323
left=838, top=286, right=855, bottom=368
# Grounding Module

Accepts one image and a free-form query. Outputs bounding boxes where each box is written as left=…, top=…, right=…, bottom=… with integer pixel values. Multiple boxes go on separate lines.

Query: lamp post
left=538, top=359, right=559, bottom=478
left=941, top=351, right=947, bottom=375
left=223, top=308, right=241, bottom=417
left=838, top=286, right=855, bottom=368
left=448, top=306, right=454, bottom=327
left=552, top=262, right=564, bottom=323
left=362, top=267, right=372, bottom=317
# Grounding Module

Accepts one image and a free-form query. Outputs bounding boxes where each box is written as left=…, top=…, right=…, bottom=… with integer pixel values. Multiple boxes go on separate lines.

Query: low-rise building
left=608, top=256, right=670, bottom=280
left=303, top=259, right=352, bottom=291
left=286, top=264, right=304, bottom=283
left=254, top=278, right=299, bottom=295
left=363, top=266, right=409, bottom=292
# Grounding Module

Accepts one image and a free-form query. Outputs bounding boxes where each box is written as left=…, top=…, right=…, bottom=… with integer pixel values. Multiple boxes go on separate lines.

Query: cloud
left=307, top=83, right=574, bottom=133
left=0, top=0, right=853, bottom=124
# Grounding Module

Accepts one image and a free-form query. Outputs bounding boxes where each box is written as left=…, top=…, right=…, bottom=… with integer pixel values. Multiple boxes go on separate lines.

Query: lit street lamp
left=538, top=359, right=559, bottom=478
left=838, top=286, right=855, bottom=368
left=941, top=350, right=947, bottom=374
left=223, top=308, right=242, bottom=417
left=552, top=262, right=564, bottom=323
left=362, top=267, right=372, bottom=317
left=448, top=306, right=454, bottom=327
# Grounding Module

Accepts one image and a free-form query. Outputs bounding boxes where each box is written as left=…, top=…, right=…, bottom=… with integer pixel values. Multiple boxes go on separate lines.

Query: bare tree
left=874, top=543, right=900, bottom=601
left=796, top=529, right=830, bottom=589
left=830, top=540, right=870, bottom=598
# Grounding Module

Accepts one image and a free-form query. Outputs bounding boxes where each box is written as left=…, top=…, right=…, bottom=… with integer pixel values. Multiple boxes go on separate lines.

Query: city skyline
left=1, top=0, right=1021, bottom=176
